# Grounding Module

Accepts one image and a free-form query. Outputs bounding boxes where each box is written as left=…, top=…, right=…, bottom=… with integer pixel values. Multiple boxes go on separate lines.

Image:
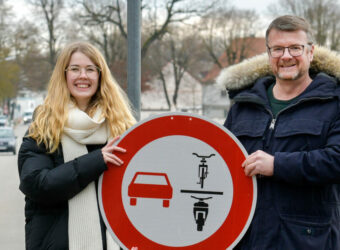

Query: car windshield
left=135, top=174, right=168, bottom=185
left=0, top=129, right=14, bottom=138
left=24, top=112, right=32, bottom=116
left=0, top=115, right=7, bottom=120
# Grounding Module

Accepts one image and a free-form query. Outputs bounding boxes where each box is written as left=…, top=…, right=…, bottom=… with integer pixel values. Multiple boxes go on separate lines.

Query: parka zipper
left=269, top=118, right=276, bottom=130
left=234, top=95, right=275, bottom=151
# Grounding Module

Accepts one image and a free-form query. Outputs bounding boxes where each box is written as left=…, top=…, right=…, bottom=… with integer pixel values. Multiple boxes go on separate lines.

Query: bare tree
left=0, top=55, right=19, bottom=103
left=78, top=0, right=218, bottom=58
left=77, top=15, right=127, bottom=66
left=168, top=35, right=191, bottom=107
left=12, top=20, right=51, bottom=90
left=0, top=0, right=12, bottom=50
left=144, top=26, right=203, bottom=109
left=198, top=7, right=260, bottom=69
left=0, top=0, right=20, bottom=103
left=27, top=0, right=64, bottom=67
left=73, top=0, right=219, bottom=90
left=268, top=0, right=340, bottom=50
left=143, top=40, right=172, bottom=109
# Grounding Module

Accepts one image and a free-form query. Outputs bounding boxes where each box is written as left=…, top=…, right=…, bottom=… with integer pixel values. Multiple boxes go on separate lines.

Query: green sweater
left=267, top=83, right=299, bottom=117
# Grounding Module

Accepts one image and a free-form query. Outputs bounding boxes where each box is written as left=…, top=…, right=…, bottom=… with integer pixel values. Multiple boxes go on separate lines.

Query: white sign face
left=122, top=135, right=233, bottom=247
left=99, top=113, right=257, bottom=250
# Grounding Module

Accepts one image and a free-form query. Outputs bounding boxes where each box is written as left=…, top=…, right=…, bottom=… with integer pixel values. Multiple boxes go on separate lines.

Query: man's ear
left=267, top=49, right=271, bottom=62
left=309, top=44, right=314, bottom=62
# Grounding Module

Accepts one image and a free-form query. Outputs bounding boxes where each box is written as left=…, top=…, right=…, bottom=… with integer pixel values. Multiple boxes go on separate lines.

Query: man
left=218, top=15, right=340, bottom=249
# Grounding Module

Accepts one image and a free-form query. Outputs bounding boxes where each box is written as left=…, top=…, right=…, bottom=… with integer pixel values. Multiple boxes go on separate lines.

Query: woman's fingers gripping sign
left=101, top=136, right=127, bottom=166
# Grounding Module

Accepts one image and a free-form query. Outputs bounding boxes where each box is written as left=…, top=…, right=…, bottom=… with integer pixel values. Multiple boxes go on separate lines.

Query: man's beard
left=277, top=70, right=300, bottom=80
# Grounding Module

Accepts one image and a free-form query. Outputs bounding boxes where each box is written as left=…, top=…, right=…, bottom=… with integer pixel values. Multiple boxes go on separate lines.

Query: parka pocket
left=275, top=119, right=325, bottom=150
left=278, top=215, right=331, bottom=250
left=231, top=119, right=268, bottom=152
left=232, top=119, right=268, bottom=137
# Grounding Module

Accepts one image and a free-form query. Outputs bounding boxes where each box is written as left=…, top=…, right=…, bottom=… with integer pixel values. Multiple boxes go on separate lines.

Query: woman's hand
left=101, top=136, right=126, bottom=166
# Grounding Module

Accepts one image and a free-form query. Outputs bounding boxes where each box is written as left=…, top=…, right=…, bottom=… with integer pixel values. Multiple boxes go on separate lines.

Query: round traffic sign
left=99, top=113, right=256, bottom=249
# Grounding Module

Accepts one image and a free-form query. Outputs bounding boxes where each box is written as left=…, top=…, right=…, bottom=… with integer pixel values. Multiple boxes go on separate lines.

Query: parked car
left=23, top=111, right=33, bottom=124
left=0, top=127, right=17, bottom=155
left=0, top=115, right=8, bottom=126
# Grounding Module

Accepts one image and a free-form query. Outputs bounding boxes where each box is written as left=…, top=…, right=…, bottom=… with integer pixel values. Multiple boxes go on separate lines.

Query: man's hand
left=242, top=150, right=274, bottom=177
left=101, top=136, right=126, bottom=166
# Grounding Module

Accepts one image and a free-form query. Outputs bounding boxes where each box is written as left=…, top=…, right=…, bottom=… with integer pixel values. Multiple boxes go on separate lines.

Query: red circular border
left=100, top=114, right=255, bottom=249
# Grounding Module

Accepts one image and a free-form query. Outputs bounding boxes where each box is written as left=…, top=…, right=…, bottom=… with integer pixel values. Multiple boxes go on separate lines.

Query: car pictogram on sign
left=128, top=172, right=173, bottom=207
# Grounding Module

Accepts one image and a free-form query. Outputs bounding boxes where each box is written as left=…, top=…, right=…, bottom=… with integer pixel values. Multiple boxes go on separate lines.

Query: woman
left=18, top=41, right=135, bottom=250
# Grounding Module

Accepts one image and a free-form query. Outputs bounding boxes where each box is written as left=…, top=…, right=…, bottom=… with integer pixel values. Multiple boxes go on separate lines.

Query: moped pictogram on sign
left=99, top=113, right=257, bottom=249
left=191, top=196, right=211, bottom=231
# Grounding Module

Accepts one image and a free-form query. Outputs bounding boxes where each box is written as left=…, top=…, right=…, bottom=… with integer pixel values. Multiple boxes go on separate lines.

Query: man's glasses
left=65, top=65, right=101, bottom=78
left=267, top=44, right=308, bottom=58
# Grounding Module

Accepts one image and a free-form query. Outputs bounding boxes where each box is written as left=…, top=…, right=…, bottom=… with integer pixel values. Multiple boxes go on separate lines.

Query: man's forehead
left=267, top=29, right=308, bottom=45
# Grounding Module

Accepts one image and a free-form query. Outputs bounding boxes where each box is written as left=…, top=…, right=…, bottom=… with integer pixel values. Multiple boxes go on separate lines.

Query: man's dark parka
left=217, top=46, right=340, bottom=250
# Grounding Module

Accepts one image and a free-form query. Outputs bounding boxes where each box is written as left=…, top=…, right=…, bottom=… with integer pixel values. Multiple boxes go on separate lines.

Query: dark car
left=0, top=115, right=8, bottom=126
left=0, top=127, right=17, bottom=155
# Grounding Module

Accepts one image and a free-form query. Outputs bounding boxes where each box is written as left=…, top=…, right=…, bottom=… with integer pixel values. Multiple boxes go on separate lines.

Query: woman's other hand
left=101, top=136, right=126, bottom=166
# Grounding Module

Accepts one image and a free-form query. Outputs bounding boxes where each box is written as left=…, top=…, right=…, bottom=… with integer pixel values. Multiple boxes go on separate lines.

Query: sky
left=232, top=0, right=276, bottom=28
left=233, top=0, right=275, bottom=13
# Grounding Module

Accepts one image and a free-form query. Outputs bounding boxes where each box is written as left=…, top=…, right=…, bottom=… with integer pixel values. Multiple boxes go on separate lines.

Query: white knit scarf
left=61, top=106, right=119, bottom=250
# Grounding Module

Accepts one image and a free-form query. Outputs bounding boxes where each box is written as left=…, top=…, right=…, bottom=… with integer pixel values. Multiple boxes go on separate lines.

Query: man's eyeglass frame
left=266, top=44, right=312, bottom=58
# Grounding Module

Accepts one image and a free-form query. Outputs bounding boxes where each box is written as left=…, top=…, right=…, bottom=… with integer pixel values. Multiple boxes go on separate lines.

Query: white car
left=23, top=111, right=33, bottom=124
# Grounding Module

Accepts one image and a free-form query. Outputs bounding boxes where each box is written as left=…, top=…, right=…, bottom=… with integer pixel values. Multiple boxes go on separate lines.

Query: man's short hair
left=265, top=15, right=314, bottom=45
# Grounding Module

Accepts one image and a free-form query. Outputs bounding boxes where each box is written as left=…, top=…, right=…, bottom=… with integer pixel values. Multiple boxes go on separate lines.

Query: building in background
left=13, top=89, right=44, bottom=124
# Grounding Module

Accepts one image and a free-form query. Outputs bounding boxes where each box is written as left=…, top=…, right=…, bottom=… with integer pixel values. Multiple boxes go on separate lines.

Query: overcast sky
left=233, top=0, right=275, bottom=13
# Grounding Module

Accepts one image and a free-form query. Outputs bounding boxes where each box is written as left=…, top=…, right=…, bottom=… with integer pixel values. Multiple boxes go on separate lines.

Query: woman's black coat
left=18, top=136, right=108, bottom=250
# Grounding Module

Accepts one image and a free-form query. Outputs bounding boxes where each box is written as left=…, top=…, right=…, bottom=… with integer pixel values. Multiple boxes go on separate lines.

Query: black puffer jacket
left=18, top=136, right=108, bottom=250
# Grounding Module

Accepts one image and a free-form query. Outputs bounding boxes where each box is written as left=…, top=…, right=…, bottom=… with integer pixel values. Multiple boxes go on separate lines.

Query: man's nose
left=281, top=47, right=293, bottom=59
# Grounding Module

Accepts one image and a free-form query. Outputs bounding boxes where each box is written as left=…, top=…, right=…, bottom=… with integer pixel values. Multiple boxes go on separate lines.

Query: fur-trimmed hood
left=216, top=46, right=340, bottom=91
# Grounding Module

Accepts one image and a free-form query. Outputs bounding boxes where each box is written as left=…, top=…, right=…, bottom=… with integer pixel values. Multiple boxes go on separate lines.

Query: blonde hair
left=28, top=41, right=136, bottom=153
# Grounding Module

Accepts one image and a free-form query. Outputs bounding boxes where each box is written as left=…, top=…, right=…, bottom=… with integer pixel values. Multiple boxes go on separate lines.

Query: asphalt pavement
left=0, top=124, right=27, bottom=249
